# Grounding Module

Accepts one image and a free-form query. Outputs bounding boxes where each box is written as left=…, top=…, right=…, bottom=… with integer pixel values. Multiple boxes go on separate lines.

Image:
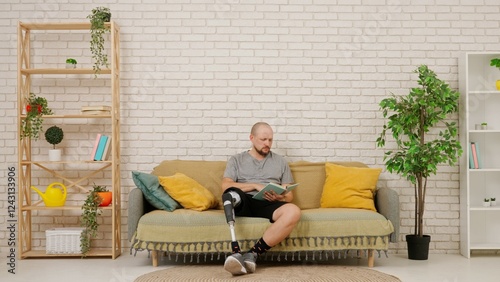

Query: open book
left=252, top=183, right=299, bottom=201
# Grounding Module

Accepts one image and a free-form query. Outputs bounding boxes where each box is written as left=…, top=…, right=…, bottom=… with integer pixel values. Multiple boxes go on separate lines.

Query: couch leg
left=367, top=250, right=374, bottom=267
left=152, top=250, right=159, bottom=267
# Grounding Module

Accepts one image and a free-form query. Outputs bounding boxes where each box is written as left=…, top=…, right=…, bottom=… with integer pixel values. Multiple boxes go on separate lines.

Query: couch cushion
left=131, top=171, right=181, bottom=211
left=289, top=161, right=369, bottom=210
left=131, top=208, right=394, bottom=254
left=320, top=163, right=382, bottom=211
left=159, top=173, right=218, bottom=211
left=152, top=160, right=227, bottom=209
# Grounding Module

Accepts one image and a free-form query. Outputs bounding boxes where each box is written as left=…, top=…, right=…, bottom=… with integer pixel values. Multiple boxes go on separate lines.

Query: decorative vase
left=66, top=63, right=76, bottom=69
left=97, top=192, right=112, bottom=207
left=48, top=149, right=61, bottom=162
left=496, top=80, right=500, bottom=91
left=406, top=234, right=431, bottom=260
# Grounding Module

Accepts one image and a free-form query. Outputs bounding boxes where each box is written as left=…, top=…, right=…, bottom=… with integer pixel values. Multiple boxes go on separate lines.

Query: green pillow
left=131, top=171, right=181, bottom=211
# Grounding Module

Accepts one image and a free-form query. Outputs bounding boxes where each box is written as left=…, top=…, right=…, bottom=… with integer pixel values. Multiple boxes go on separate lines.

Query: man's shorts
left=226, top=187, right=288, bottom=223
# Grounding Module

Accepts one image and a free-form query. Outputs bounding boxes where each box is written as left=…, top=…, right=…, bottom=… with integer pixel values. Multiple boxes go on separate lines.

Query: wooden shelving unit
left=17, top=21, right=121, bottom=259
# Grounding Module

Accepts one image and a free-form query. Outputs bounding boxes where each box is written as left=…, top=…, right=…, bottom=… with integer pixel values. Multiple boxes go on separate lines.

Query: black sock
left=231, top=241, right=241, bottom=254
left=250, top=237, right=271, bottom=255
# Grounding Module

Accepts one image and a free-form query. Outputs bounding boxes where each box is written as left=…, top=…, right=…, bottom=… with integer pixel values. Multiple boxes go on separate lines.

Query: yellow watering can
left=31, top=182, right=67, bottom=207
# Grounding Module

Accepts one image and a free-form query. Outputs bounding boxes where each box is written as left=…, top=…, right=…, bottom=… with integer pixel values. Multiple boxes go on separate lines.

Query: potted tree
left=44, top=125, right=64, bottom=161
left=20, top=93, right=53, bottom=140
left=87, top=6, right=111, bottom=77
left=80, top=183, right=110, bottom=256
left=376, top=65, right=462, bottom=260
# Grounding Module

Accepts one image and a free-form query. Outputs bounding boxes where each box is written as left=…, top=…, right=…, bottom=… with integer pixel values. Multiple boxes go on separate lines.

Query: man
left=221, top=122, right=301, bottom=275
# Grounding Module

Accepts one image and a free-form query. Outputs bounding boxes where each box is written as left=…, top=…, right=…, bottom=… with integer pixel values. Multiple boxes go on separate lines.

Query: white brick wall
left=1, top=0, right=500, bottom=256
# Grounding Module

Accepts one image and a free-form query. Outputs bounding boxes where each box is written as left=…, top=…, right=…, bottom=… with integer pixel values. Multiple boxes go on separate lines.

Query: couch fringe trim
left=130, top=235, right=390, bottom=262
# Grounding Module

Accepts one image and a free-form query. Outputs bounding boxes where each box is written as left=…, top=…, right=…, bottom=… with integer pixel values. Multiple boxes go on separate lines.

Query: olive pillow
left=131, top=171, right=181, bottom=211
left=158, top=173, right=218, bottom=211
left=320, top=163, right=382, bottom=211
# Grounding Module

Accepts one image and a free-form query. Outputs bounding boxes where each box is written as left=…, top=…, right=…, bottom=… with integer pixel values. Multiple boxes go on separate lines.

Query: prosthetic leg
left=222, top=191, right=241, bottom=253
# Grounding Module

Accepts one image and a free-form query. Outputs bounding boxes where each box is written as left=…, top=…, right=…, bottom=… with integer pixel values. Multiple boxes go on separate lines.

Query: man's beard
left=254, top=146, right=270, bottom=157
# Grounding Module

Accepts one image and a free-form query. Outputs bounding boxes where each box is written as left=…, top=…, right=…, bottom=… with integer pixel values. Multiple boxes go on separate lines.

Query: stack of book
left=90, top=134, right=112, bottom=161
left=81, top=105, right=111, bottom=115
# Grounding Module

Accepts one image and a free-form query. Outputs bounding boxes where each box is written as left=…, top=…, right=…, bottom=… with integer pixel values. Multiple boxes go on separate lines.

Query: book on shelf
left=90, top=134, right=102, bottom=160
left=81, top=105, right=111, bottom=111
left=94, top=135, right=109, bottom=161
left=81, top=110, right=111, bottom=115
left=252, top=183, right=299, bottom=201
left=470, top=142, right=482, bottom=169
left=102, top=136, right=112, bottom=161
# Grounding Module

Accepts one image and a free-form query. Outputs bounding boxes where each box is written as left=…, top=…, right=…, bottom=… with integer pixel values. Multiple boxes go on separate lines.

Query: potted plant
left=20, top=93, right=53, bottom=140
left=491, top=198, right=496, bottom=206
left=65, top=58, right=77, bottom=69
left=481, top=122, right=488, bottom=130
left=376, top=65, right=462, bottom=260
left=80, top=183, right=111, bottom=256
left=483, top=198, right=491, bottom=207
left=87, top=6, right=111, bottom=77
left=490, top=58, right=500, bottom=90
left=44, top=125, right=64, bottom=161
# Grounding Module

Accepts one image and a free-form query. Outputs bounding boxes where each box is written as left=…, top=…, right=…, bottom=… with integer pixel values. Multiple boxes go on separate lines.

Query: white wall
left=1, top=0, right=500, bottom=256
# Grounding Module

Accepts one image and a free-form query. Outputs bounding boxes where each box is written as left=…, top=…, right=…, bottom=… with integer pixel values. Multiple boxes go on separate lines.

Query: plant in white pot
left=376, top=65, right=462, bottom=260
left=44, top=125, right=64, bottom=161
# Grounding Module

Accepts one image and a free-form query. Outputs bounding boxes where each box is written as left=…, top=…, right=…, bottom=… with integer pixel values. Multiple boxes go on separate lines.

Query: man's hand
left=263, top=190, right=286, bottom=202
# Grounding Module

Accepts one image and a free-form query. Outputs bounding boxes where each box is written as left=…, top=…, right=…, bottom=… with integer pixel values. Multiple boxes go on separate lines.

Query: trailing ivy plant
left=80, top=183, right=108, bottom=256
left=376, top=65, right=462, bottom=238
left=21, top=93, right=53, bottom=140
left=87, top=6, right=111, bottom=77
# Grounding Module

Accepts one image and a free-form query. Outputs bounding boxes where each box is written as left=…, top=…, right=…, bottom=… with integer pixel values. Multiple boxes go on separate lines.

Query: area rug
left=134, top=265, right=401, bottom=282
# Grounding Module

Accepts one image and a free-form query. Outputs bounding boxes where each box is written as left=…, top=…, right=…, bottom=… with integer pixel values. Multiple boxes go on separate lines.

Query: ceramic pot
left=66, top=63, right=76, bottom=69
left=97, top=192, right=112, bottom=207
left=406, top=234, right=431, bottom=260
left=48, top=149, right=61, bottom=162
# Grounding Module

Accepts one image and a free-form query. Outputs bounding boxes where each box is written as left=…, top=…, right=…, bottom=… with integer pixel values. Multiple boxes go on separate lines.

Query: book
left=252, top=183, right=299, bottom=201
left=90, top=134, right=102, bottom=160
left=469, top=143, right=474, bottom=169
left=81, top=110, right=111, bottom=115
left=475, top=142, right=482, bottom=169
left=81, top=105, right=111, bottom=111
left=102, top=136, right=112, bottom=161
left=471, top=142, right=479, bottom=169
left=94, top=135, right=109, bottom=161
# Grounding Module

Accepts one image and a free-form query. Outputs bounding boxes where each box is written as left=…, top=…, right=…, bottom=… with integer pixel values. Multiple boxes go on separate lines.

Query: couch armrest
left=375, top=187, right=399, bottom=243
left=128, top=188, right=146, bottom=241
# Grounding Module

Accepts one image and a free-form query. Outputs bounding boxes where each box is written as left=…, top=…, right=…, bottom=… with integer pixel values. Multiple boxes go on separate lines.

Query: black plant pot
left=406, top=234, right=431, bottom=260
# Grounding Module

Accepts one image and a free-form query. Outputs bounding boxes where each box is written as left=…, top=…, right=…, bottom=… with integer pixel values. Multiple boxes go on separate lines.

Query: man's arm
left=222, top=177, right=264, bottom=193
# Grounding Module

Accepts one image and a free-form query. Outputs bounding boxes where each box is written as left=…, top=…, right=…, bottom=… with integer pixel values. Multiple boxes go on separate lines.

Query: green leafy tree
left=376, top=65, right=462, bottom=237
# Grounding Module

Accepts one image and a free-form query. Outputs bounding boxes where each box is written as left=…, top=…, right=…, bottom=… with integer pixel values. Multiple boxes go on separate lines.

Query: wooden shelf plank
left=21, top=205, right=112, bottom=211
left=19, top=22, right=111, bottom=30
left=21, top=248, right=114, bottom=258
left=21, top=68, right=111, bottom=75
left=20, top=114, right=112, bottom=119
left=21, top=160, right=112, bottom=165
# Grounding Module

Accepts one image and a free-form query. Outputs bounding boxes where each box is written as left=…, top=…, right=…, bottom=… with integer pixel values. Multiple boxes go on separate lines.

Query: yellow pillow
left=320, top=163, right=382, bottom=211
left=159, top=173, right=218, bottom=211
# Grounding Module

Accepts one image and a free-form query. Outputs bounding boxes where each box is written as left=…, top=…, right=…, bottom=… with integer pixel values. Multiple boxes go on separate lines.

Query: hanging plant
left=21, top=93, right=53, bottom=140
left=80, top=183, right=108, bottom=256
left=87, top=6, right=111, bottom=77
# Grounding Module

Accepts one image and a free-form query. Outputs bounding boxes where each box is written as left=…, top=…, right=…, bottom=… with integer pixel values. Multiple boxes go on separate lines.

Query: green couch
left=128, top=160, right=398, bottom=267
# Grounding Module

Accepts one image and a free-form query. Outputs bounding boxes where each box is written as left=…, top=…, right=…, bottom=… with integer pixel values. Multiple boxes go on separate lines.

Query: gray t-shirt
left=223, top=151, right=294, bottom=195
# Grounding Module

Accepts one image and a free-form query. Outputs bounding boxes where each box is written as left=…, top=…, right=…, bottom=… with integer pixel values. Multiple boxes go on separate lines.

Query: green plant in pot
left=80, top=183, right=110, bottom=256
left=489, top=58, right=500, bottom=90
left=21, top=93, right=53, bottom=140
left=376, top=65, right=462, bottom=260
left=87, top=6, right=111, bottom=77
left=44, top=125, right=64, bottom=162
left=65, top=58, right=77, bottom=69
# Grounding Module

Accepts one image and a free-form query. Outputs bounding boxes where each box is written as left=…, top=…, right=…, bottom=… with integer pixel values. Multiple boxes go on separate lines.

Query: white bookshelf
left=459, top=52, right=500, bottom=258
